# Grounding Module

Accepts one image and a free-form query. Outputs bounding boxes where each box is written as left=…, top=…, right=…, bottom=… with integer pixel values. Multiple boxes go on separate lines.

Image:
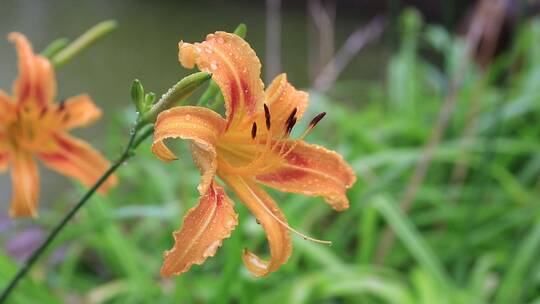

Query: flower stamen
left=281, top=112, right=326, bottom=159
left=251, top=122, right=257, bottom=140
left=263, top=103, right=271, bottom=130
left=239, top=177, right=332, bottom=245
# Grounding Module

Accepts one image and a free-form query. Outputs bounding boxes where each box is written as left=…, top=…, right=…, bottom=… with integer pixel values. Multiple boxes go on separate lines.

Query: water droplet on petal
left=210, top=62, right=218, bottom=70
left=217, top=37, right=225, bottom=44
left=205, top=48, right=213, bottom=54
left=195, top=47, right=202, bottom=53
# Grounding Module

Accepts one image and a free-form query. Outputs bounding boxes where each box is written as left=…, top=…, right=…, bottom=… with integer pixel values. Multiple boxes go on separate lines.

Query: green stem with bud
left=136, top=72, right=211, bottom=129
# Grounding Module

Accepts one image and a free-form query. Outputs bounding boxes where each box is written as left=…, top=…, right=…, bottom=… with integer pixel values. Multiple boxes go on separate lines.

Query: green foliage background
left=2, top=8, right=540, bottom=304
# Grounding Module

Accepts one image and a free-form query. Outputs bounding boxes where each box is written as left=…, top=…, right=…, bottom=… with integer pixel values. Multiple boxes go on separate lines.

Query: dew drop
left=185, top=114, right=192, bottom=121
left=205, top=48, right=213, bottom=54
left=195, top=47, right=202, bottom=53
left=210, top=62, right=218, bottom=70
left=217, top=37, right=225, bottom=44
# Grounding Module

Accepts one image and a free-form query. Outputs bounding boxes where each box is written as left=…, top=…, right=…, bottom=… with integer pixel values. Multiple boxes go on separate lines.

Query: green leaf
left=371, top=195, right=452, bottom=290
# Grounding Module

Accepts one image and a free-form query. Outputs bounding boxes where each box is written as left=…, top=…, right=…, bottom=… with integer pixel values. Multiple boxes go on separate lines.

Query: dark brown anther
left=251, top=122, right=257, bottom=139
left=263, top=103, right=271, bottom=130
left=39, top=107, right=48, bottom=119
left=285, top=108, right=297, bottom=128
left=286, top=117, right=297, bottom=135
left=309, top=112, right=326, bottom=128
left=58, top=99, right=66, bottom=111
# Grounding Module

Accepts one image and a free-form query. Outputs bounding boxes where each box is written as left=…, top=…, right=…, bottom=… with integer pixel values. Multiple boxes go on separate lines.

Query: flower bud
left=130, top=79, right=145, bottom=113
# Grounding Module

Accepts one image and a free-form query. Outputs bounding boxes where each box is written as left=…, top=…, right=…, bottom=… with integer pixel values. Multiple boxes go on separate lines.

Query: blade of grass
left=372, top=195, right=452, bottom=288
left=495, top=217, right=540, bottom=304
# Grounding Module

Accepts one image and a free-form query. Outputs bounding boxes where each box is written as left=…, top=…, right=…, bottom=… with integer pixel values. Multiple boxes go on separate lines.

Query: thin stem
left=50, top=20, right=117, bottom=68
left=132, top=124, right=154, bottom=149
left=197, top=81, right=220, bottom=106
left=0, top=127, right=148, bottom=303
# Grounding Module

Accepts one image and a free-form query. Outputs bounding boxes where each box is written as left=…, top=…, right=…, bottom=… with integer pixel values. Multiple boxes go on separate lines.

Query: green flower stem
left=136, top=72, right=211, bottom=129
left=132, top=123, right=155, bottom=149
left=50, top=20, right=117, bottom=68
left=197, top=81, right=220, bottom=106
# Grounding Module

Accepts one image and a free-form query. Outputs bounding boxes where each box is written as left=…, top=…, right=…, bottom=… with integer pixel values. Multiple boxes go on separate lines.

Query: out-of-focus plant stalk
left=40, top=38, right=70, bottom=58
left=50, top=20, right=117, bottom=68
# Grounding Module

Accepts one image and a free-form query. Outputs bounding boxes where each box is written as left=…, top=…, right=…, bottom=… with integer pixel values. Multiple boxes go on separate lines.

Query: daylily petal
left=161, top=182, right=238, bottom=277
left=0, top=90, right=15, bottom=122
left=221, top=174, right=291, bottom=277
left=152, top=106, right=225, bottom=195
left=9, top=150, right=39, bottom=218
left=179, top=32, right=264, bottom=127
left=36, top=133, right=117, bottom=194
left=0, top=130, right=8, bottom=172
left=58, top=94, right=102, bottom=129
left=263, top=73, right=308, bottom=136
left=0, top=151, right=8, bottom=172
left=9, top=32, right=56, bottom=107
left=255, top=141, right=356, bottom=211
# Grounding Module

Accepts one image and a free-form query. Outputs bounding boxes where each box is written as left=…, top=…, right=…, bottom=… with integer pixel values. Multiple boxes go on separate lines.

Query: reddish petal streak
left=38, top=152, right=68, bottom=162
left=53, top=134, right=77, bottom=154
left=19, top=83, right=30, bottom=104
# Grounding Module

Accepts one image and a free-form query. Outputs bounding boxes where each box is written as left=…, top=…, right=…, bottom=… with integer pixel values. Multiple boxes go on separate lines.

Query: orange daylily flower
left=152, top=31, right=356, bottom=277
left=0, top=33, right=117, bottom=218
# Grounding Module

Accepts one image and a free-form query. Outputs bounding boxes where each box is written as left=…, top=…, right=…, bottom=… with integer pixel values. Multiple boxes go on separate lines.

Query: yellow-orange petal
left=0, top=151, right=8, bottom=172
left=8, top=32, right=56, bottom=107
left=152, top=106, right=225, bottom=195
left=0, top=90, right=15, bottom=123
left=263, top=73, right=308, bottom=137
left=255, top=141, right=356, bottom=211
left=9, top=150, right=39, bottom=218
left=36, top=133, right=117, bottom=194
left=161, top=182, right=238, bottom=277
left=221, top=174, right=291, bottom=277
left=179, top=32, right=264, bottom=128
left=0, top=130, right=8, bottom=172
left=58, top=94, right=102, bottom=129
left=0, top=92, right=13, bottom=172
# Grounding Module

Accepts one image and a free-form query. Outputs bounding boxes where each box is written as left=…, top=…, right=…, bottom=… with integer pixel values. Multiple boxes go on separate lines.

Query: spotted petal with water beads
left=153, top=31, right=356, bottom=277
left=0, top=33, right=117, bottom=218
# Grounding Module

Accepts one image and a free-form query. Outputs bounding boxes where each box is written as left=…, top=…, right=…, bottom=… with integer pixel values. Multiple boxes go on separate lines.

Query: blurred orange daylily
left=0, top=33, right=117, bottom=218
left=153, top=31, right=356, bottom=277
